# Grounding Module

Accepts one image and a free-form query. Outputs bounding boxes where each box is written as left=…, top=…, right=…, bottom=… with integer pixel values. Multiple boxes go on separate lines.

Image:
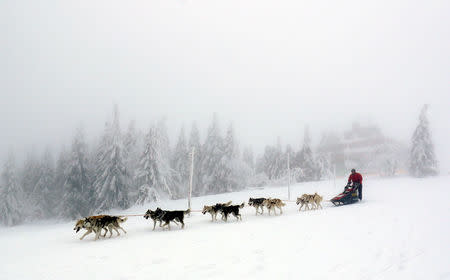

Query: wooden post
left=188, top=147, right=195, bottom=211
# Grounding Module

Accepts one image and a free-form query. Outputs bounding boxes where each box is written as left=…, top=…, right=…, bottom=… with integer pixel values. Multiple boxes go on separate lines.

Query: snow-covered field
left=1, top=176, right=449, bottom=280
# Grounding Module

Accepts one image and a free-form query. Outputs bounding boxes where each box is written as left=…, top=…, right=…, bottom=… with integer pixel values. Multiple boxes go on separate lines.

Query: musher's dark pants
left=355, top=183, right=362, bottom=200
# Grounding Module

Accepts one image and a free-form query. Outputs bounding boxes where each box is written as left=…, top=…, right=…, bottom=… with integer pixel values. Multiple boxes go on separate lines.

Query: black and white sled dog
left=74, top=215, right=128, bottom=241
left=248, top=197, right=266, bottom=215
left=219, top=203, right=245, bottom=222
left=144, top=208, right=191, bottom=230
left=202, top=201, right=232, bottom=221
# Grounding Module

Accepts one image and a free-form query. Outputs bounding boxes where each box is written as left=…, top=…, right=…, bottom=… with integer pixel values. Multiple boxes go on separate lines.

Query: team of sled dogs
left=74, top=193, right=323, bottom=240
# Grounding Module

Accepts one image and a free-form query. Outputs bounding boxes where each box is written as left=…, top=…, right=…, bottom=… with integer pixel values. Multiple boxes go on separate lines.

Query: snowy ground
left=1, top=176, right=449, bottom=280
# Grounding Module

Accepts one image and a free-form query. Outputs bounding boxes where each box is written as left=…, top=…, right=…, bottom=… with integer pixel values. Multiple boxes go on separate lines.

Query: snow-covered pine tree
left=171, top=126, right=190, bottom=199
left=285, top=144, right=295, bottom=181
left=54, top=146, right=69, bottom=209
left=259, top=144, right=283, bottom=180
left=242, top=147, right=255, bottom=174
left=32, top=149, right=56, bottom=218
left=199, top=114, right=225, bottom=194
left=315, top=152, right=333, bottom=180
left=156, top=118, right=177, bottom=197
left=0, top=154, right=24, bottom=226
left=367, top=140, right=406, bottom=177
left=295, top=126, right=318, bottom=182
left=274, top=137, right=285, bottom=179
left=18, top=152, right=41, bottom=219
left=93, top=106, right=130, bottom=211
left=123, top=120, right=143, bottom=200
left=188, top=122, right=202, bottom=196
left=221, top=123, right=245, bottom=192
left=20, top=152, right=40, bottom=200
left=157, top=118, right=171, bottom=163
left=135, top=125, right=173, bottom=204
left=61, top=128, right=93, bottom=219
left=409, top=105, right=438, bottom=177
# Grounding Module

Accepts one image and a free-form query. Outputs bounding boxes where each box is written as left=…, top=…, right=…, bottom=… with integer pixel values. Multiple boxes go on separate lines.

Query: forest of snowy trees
left=0, top=105, right=438, bottom=226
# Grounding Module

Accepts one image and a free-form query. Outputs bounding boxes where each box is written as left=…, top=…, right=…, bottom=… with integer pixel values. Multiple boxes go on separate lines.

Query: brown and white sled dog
left=202, top=201, right=232, bottom=221
left=264, top=198, right=285, bottom=215
left=297, top=193, right=323, bottom=211
left=248, top=198, right=266, bottom=215
left=144, top=208, right=191, bottom=230
left=296, top=194, right=313, bottom=211
left=74, top=215, right=106, bottom=240
left=74, top=215, right=128, bottom=240
left=312, top=192, right=323, bottom=209
left=219, top=202, right=245, bottom=222
left=296, top=194, right=316, bottom=210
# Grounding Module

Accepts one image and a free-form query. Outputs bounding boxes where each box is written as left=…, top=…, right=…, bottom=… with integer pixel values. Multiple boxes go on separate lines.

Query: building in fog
left=317, top=122, right=406, bottom=177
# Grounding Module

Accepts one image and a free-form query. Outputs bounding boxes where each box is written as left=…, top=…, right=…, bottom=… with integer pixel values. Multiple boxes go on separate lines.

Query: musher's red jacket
left=348, top=172, right=363, bottom=184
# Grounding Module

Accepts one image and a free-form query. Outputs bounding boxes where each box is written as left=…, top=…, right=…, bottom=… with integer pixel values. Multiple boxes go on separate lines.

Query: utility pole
left=287, top=152, right=291, bottom=200
left=188, top=147, right=195, bottom=211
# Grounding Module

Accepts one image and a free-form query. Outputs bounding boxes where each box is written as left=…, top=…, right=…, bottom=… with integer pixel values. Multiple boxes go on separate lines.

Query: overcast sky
left=1, top=0, right=449, bottom=171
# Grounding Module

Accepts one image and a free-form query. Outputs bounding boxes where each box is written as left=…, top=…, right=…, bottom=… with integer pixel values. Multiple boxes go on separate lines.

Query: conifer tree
left=54, top=147, right=69, bottom=209
left=409, top=105, right=438, bottom=177
left=259, top=144, right=284, bottom=180
left=61, top=128, right=92, bottom=219
left=33, top=150, right=56, bottom=218
left=20, top=152, right=40, bottom=199
left=0, top=154, right=24, bottom=226
left=135, top=125, right=173, bottom=204
left=221, top=123, right=239, bottom=191
left=295, top=126, right=317, bottom=181
left=123, top=120, right=142, bottom=199
left=242, top=147, right=255, bottom=173
left=199, top=114, right=225, bottom=194
left=171, top=126, right=190, bottom=198
left=93, top=106, right=129, bottom=211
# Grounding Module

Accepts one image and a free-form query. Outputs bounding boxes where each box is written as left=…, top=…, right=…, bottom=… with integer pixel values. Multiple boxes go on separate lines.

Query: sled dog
left=144, top=208, right=190, bottom=230
left=144, top=208, right=166, bottom=230
left=297, top=193, right=322, bottom=211
left=202, top=201, right=232, bottom=221
left=95, top=215, right=128, bottom=239
left=312, top=192, right=323, bottom=209
left=219, top=202, right=245, bottom=222
left=296, top=194, right=316, bottom=210
left=74, top=215, right=127, bottom=240
left=74, top=215, right=106, bottom=240
left=248, top=198, right=266, bottom=215
left=264, top=198, right=285, bottom=215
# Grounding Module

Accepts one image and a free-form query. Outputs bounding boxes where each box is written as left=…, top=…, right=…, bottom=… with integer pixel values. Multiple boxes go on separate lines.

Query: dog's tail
left=239, top=202, right=245, bottom=208
left=184, top=209, right=191, bottom=215
left=118, top=217, right=128, bottom=223
left=281, top=202, right=286, bottom=206
left=225, top=200, right=232, bottom=206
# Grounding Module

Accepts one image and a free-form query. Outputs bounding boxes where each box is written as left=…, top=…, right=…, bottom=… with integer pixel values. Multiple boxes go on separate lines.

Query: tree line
left=0, top=104, right=438, bottom=226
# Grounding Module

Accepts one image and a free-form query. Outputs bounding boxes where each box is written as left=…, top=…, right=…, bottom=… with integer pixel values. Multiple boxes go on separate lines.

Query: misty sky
left=1, top=0, right=449, bottom=171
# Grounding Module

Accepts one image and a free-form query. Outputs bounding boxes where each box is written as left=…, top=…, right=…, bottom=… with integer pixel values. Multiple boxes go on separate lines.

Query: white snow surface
left=1, top=176, right=449, bottom=280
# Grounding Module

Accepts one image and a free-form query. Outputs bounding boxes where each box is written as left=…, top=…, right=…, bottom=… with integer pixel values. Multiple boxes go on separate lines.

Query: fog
left=1, top=0, right=449, bottom=171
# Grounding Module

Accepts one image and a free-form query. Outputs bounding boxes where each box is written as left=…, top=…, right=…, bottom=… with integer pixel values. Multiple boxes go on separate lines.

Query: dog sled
left=330, top=185, right=359, bottom=206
